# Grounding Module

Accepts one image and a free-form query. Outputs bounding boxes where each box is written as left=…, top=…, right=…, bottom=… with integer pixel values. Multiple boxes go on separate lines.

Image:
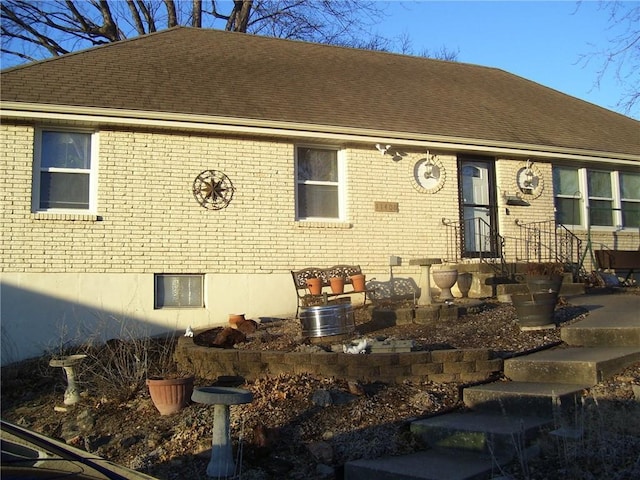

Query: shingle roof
left=2, top=27, right=638, bottom=157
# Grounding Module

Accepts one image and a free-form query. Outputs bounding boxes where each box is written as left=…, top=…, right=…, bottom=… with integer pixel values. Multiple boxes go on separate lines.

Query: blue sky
left=376, top=1, right=638, bottom=118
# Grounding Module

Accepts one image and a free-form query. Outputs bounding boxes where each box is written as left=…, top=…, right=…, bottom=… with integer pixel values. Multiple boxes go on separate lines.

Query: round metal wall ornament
left=192, top=170, right=235, bottom=210
left=513, top=160, right=544, bottom=200
left=411, top=154, right=446, bottom=194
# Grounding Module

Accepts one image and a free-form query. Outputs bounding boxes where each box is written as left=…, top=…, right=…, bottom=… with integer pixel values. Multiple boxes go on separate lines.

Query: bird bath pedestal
left=49, top=354, right=87, bottom=405
left=409, top=258, right=442, bottom=305
left=192, top=386, right=253, bottom=478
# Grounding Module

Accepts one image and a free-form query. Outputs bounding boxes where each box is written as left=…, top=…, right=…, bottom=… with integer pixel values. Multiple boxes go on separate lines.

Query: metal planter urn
left=511, top=292, right=557, bottom=329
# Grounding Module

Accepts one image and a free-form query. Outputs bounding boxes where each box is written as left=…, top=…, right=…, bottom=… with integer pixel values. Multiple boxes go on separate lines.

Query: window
left=295, top=146, right=343, bottom=220
left=34, top=129, right=97, bottom=212
left=553, top=166, right=639, bottom=229
left=553, top=167, right=582, bottom=226
left=620, top=172, right=640, bottom=228
left=587, top=170, right=613, bottom=226
left=154, top=274, right=204, bottom=309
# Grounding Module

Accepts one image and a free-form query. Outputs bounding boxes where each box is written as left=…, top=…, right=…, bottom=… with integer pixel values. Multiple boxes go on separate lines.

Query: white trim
left=294, top=144, right=344, bottom=222
left=3, top=102, right=639, bottom=165
left=32, top=127, right=99, bottom=214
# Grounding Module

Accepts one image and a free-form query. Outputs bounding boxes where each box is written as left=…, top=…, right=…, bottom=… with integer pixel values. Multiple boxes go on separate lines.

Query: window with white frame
left=553, top=167, right=582, bottom=226
left=620, top=171, right=640, bottom=228
left=295, top=146, right=343, bottom=220
left=553, top=166, right=640, bottom=229
left=34, top=129, right=97, bottom=212
left=154, top=274, right=204, bottom=309
left=587, top=170, right=614, bottom=226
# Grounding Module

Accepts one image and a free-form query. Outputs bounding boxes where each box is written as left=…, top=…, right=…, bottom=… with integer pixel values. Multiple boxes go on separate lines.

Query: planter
left=299, top=302, right=355, bottom=338
left=349, top=274, right=366, bottom=292
left=306, top=277, right=322, bottom=295
left=526, top=274, right=564, bottom=294
left=432, top=269, right=458, bottom=300
left=228, top=313, right=245, bottom=327
left=147, top=376, right=195, bottom=415
left=511, top=292, right=557, bottom=329
left=329, top=276, right=345, bottom=294
left=456, top=272, right=473, bottom=298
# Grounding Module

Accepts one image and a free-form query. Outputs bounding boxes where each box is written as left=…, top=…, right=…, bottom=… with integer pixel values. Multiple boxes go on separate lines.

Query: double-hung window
left=295, top=146, right=344, bottom=220
left=552, top=167, right=582, bottom=226
left=620, top=172, right=640, bottom=228
left=587, top=170, right=614, bottom=226
left=553, top=166, right=640, bottom=229
left=34, top=129, right=97, bottom=212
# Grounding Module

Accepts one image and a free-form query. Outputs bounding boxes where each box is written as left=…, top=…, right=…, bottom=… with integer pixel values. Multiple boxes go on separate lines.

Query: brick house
left=1, top=27, right=639, bottom=364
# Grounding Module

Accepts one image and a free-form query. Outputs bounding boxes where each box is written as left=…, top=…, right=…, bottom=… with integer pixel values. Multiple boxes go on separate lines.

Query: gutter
left=2, top=101, right=639, bottom=165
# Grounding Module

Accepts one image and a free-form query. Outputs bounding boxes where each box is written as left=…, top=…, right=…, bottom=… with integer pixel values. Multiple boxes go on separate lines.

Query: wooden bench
left=291, top=265, right=372, bottom=318
left=594, top=249, right=640, bottom=285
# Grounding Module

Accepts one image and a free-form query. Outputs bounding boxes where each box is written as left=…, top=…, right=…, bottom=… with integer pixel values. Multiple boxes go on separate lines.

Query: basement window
left=154, top=274, right=204, bottom=309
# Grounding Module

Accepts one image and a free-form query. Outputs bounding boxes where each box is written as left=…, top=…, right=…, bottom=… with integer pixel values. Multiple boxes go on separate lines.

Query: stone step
left=504, top=347, right=640, bottom=385
left=463, top=381, right=589, bottom=416
left=344, top=447, right=511, bottom=480
left=561, top=315, right=640, bottom=347
left=410, top=411, right=551, bottom=460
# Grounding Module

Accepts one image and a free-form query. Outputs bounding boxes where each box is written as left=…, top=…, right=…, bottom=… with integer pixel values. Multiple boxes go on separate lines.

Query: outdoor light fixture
left=423, top=150, right=436, bottom=179
left=375, top=143, right=392, bottom=155
left=522, top=160, right=535, bottom=188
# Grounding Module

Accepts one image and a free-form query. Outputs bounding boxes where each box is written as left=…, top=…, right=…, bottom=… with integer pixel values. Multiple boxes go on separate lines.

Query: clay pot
left=329, top=276, right=345, bottom=294
left=306, top=277, right=322, bottom=295
left=350, top=274, right=366, bottom=292
left=228, top=314, right=245, bottom=327
left=146, top=376, right=195, bottom=415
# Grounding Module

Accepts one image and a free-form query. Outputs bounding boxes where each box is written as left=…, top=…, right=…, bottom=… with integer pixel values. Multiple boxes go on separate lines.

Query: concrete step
left=561, top=315, right=640, bottom=347
left=344, top=447, right=510, bottom=480
left=463, top=381, right=588, bottom=416
left=504, top=347, right=640, bottom=385
left=410, top=411, right=551, bottom=460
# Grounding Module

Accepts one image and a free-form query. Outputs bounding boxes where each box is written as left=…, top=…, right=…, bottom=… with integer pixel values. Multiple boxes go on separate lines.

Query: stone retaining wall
left=175, top=336, right=503, bottom=384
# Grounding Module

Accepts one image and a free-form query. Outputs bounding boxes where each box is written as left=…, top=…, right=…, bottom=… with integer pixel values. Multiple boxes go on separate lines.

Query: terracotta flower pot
left=147, top=376, right=195, bottom=415
left=228, top=313, right=245, bottom=327
left=350, top=274, right=366, bottom=292
left=329, top=276, right=345, bottom=294
left=306, top=277, right=322, bottom=295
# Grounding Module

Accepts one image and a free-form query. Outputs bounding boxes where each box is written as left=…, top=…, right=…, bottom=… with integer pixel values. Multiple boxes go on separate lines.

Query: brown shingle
left=2, top=27, right=638, bottom=156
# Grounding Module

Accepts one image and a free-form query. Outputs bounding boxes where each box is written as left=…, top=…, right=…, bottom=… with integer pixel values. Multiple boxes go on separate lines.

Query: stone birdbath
left=409, top=258, right=442, bottom=305
left=49, top=354, right=87, bottom=405
left=192, top=386, right=253, bottom=478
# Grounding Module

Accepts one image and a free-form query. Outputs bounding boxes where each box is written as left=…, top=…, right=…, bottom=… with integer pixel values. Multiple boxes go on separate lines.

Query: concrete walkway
left=345, top=291, right=640, bottom=480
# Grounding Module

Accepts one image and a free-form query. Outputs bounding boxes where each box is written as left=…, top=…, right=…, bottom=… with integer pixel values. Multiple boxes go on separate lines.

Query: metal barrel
left=299, top=302, right=355, bottom=338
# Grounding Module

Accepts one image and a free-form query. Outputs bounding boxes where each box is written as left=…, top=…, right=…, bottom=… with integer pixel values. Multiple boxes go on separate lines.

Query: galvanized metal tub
left=300, top=302, right=355, bottom=338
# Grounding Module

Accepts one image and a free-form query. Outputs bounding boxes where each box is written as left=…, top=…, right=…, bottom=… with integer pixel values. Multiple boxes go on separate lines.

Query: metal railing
left=442, top=217, right=583, bottom=280
left=442, top=217, right=511, bottom=278
left=514, top=219, right=583, bottom=279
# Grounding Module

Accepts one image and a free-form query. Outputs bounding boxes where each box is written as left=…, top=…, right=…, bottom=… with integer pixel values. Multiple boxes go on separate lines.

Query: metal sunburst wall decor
left=192, top=170, right=235, bottom=210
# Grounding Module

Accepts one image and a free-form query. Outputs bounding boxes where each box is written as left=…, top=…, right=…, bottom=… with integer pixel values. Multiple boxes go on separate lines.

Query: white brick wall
left=1, top=123, right=637, bottom=363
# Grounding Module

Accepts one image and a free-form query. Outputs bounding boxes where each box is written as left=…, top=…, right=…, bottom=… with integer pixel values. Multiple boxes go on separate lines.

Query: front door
left=459, top=157, right=497, bottom=257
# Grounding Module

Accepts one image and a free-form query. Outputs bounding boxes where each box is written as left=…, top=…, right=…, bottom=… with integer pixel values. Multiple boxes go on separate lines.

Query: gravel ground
left=2, top=291, right=639, bottom=480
